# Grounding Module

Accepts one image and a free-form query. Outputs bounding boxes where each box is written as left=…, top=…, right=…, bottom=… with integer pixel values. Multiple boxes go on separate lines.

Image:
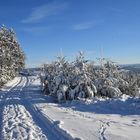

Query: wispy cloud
left=72, top=21, right=95, bottom=31
left=22, top=26, right=48, bottom=34
left=22, top=2, right=67, bottom=23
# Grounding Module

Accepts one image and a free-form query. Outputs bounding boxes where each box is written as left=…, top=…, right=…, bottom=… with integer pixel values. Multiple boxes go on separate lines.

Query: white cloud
left=72, top=22, right=95, bottom=31
left=22, top=26, right=48, bottom=33
left=22, top=2, right=67, bottom=23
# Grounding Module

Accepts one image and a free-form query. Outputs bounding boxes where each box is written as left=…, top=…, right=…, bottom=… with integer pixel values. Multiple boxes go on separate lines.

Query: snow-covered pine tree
left=69, top=51, right=97, bottom=100
left=0, top=25, right=25, bottom=87
left=41, top=52, right=140, bottom=102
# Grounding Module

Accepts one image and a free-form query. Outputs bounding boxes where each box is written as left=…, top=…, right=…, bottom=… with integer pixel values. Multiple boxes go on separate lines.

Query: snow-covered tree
left=41, top=52, right=140, bottom=102
left=0, top=25, right=25, bottom=87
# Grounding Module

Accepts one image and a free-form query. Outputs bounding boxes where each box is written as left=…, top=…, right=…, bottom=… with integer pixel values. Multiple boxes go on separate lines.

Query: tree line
left=41, top=52, right=140, bottom=102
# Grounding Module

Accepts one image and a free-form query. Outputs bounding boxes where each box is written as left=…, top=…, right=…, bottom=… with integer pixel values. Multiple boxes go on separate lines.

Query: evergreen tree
left=0, top=25, right=25, bottom=87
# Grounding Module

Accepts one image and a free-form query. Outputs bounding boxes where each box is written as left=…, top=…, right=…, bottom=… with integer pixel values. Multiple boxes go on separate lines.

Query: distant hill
left=121, top=64, right=140, bottom=73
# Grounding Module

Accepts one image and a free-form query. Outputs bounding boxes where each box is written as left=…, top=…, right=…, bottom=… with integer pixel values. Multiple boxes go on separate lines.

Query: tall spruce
left=0, top=25, right=25, bottom=87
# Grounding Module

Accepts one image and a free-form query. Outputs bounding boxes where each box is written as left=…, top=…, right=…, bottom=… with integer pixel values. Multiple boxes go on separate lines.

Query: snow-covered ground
left=0, top=76, right=63, bottom=140
left=0, top=75, right=140, bottom=140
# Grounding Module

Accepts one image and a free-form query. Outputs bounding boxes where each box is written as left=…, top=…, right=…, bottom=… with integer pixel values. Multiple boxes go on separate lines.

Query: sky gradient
left=0, top=0, right=140, bottom=67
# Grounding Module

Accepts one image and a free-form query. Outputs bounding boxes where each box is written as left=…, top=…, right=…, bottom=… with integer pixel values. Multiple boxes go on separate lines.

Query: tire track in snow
left=1, top=76, right=27, bottom=140
left=22, top=76, right=76, bottom=140
left=1, top=76, right=49, bottom=140
left=0, top=76, right=22, bottom=140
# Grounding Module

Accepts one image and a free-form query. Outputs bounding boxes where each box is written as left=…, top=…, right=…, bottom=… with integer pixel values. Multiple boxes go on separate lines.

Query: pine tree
left=0, top=25, right=25, bottom=87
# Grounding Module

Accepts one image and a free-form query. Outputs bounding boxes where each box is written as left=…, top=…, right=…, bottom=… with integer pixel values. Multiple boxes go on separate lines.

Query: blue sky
left=0, top=0, right=140, bottom=67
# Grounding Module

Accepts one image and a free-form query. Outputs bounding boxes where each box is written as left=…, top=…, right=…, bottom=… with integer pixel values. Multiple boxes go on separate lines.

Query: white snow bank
left=0, top=77, right=21, bottom=92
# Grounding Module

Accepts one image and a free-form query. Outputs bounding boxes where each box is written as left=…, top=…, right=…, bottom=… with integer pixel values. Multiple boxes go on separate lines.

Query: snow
left=135, top=88, right=140, bottom=97
left=36, top=100, right=140, bottom=140
left=2, top=104, right=47, bottom=140
left=0, top=75, right=140, bottom=140
left=0, top=76, right=57, bottom=140
left=32, top=77, right=140, bottom=140
left=0, top=76, right=21, bottom=92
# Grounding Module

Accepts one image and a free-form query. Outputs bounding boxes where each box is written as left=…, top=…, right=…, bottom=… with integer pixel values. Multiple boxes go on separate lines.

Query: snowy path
left=0, top=76, right=68, bottom=140
left=22, top=77, right=140, bottom=140
left=1, top=76, right=140, bottom=140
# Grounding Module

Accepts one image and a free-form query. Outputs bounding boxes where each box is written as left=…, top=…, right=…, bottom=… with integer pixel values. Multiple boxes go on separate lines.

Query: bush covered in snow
left=40, top=52, right=140, bottom=102
left=0, top=25, right=25, bottom=87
